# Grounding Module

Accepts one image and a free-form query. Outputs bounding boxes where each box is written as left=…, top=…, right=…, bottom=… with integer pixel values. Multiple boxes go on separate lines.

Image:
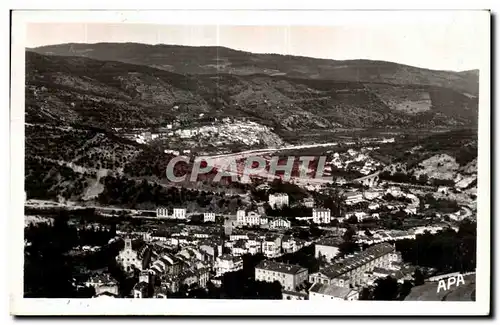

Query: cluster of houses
left=85, top=226, right=414, bottom=301
left=326, top=148, right=382, bottom=176
left=81, top=182, right=446, bottom=300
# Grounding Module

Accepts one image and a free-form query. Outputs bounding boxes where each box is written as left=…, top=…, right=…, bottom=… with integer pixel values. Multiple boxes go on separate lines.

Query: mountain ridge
left=30, top=42, right=479, bottom=96
left=25, top=50, right=479, bottom=132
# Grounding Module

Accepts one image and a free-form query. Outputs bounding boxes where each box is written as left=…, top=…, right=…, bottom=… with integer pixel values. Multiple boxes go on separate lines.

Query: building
left=156, top=207, right=169, bottom=218
left=262, top=235, right=282, bottom=258
left=364, top=190, right=382, bottom=200
left=309, top=243, right=396, bottom=287
left=215, top=255, right=243, bottom=277
left=236, top=210, right=262, bottom=227
left=199, top=242, right=222, bottom=262
left=149, top=253, right=183, bottom=277
left=255, top=261, right=308, bottom=291
left=268, top=193, right=289, bottom=209
left=133, top=281, right=149, bottom=298
left=386, top=186, right=403, bottom=197
left=282, top=237, right=305, bottom=254
left=203, top=212, right=216, bottom=223
left=282, top=290, right=308, bottom=300
left=345, top=191, right=364, bottom=205
left=313, top=208, right=331, bottom=224
left=85, top=273, right=119, bottom=297
left=116, top=238, right=144, bottom=273
left=308, top=283, right=359, bottom=301
left=269, top=217, right=291, bottom=230
left=172, top=208, right=187, bottom=220
left=315, top=238, right=341, bottom=262
left=302, top=198, right=315, bottom=208
left=236, top=210, right=246, bottom=224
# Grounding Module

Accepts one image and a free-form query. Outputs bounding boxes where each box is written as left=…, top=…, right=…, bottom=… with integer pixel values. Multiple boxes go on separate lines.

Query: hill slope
left=26, top=51, right=478, bottom=131
left=30, top=42, right=479, bottom=97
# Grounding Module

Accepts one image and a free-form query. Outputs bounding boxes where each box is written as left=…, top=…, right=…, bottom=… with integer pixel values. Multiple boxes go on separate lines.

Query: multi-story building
left=172, top=208, right=187, bottom=220
left=262, top=235, right=282, bottom=258
left=85, top=273, right=119, bottom=297
left=344, top=191, right=364, bottom=205
left=302, top=198, right=315, bottom=208
left=313, top=208, right=331, bottom=224
left=203, top=212, right=216, bottom=223
left=269, top=217, right=291, bottom=230
left=282, top=290, right=308, bottom=300
left=245, top=211, right=261, bottom=226
left=236, top=210, right=246, bottom=224
left=315, top=237, right=341, bottom=262
left=149, top=253, right=183, bottom=277
left=309, top=243, right=396, bottom=287
left=156, top=207, right=169, bottom=218
left=308, top=283, right=359, bottom=300
left=236, top=210, right=262, bottom=227
left=268, top=193, right=289, bottom=209
left=255, top=261, right=308, bottom=291
left=199, top=242, right=222, bottom=263
left=215, top=255, right=243, bottom=277
left=282, top=237, right=305, bottom=254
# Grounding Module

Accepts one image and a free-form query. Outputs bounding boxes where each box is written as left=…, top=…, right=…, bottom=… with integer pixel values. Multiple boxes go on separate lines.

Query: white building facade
left=215, top=255, right=243, bottom=277
left=172, top=208, right=187, bottom=220
left=269, top=193, right=289, bottom=209
left=313, top=208, right=331, bottom=224
left=203, top=212, right=216, bottom=222
left=269, top=218, right=291, bottom=229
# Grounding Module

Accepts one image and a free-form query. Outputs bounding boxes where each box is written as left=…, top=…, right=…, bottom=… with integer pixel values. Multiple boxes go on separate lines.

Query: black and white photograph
left=9, top=9, right=491, bottom=316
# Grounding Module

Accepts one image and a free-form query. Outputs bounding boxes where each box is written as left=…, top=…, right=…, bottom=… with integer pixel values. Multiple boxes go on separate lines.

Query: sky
left=25, top=20, right=485, bottom=72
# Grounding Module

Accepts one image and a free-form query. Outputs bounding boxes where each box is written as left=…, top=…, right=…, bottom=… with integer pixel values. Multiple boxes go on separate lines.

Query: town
left=24, top=167, right=477, bottom=300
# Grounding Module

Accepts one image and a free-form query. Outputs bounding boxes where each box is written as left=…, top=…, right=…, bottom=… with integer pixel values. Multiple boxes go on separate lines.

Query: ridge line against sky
left=26, top=23, right=485, bottom=72
left=30, top=41, right=480, bottom=73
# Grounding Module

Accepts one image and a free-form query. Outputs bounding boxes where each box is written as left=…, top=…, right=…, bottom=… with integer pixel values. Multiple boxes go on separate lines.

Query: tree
left=343, top=226, right=356, bottom=242
left=413, top=268, right=425, bottom=286
left=399, top=280, right=414, bottom=300
left=372, top=276, right=399, bottom=300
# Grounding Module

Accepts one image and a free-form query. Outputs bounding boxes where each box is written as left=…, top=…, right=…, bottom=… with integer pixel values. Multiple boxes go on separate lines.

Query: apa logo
left=437, top=274, right=465, bottom=293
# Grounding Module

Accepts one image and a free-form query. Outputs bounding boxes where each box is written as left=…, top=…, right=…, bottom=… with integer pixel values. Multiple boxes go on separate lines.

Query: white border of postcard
left=10, top=9, right=491, bottom=316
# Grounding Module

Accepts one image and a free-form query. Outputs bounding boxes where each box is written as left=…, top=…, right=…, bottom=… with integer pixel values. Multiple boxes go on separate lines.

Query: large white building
left=269, top=217, right=291, bottom=230
left=315, top=238, right=341, bottom=262
left=156, top=207, right=187, bottom=219
left=309, top=283, right=359, bottom=300
left=255, top=261, right=308, bottom=291
left=203, top=212, right=216, bottom=223
left=172, top=208, right=187, bottom=220
left=313, top=208, right=331, bottom=224
left=236, top=210, right=263, bottom=227
left=156, top=207, right=169, bottom=218
left=268, top=193, right=289, bottom=209
left=215, top=255, right=243, bottom=277
left=309, top=243, right=396, bottom=287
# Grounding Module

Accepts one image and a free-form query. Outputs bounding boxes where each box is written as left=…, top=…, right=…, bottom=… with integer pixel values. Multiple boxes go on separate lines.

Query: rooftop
left=309, top=283, right=355, bottom=299
left=256, top=261, right=307, bottom=275
left=318, top=243, right=395, bottom=279
left=316, top=237, right=342, bottom=247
